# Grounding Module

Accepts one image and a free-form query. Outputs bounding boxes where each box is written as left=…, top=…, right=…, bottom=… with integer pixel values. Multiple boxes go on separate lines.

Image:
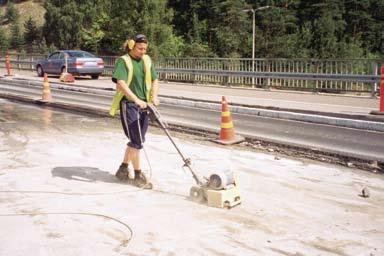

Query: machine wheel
left=189, top=186, right=204, bottom=203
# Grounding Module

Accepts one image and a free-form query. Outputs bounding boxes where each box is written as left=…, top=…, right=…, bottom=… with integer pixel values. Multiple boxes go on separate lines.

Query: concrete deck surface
left=0, top=99, right=383, bottom=255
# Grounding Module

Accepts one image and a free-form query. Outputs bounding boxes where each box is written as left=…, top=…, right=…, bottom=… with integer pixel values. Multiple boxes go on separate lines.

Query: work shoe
left=134, top=170, right=151, bottom=188
left=115, top=163, right=129, bottom=181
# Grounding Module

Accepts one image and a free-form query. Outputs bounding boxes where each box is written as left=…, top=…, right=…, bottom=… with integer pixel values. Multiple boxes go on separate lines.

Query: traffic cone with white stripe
left=35, top=73, right=52, bottom=104
left=216, top=96, right=244, bottom=145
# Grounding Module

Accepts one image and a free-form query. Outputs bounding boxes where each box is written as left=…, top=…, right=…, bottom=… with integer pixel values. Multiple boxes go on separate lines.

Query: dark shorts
left=119, top=99, right=149, bottom=149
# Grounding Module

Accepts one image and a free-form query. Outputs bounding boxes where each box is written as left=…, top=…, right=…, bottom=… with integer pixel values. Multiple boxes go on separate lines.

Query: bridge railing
left=0, top=53, right=382, bottom=96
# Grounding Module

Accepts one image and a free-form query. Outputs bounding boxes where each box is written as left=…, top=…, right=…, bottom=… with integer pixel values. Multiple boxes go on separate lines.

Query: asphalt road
left=1, top=79, right=383, bottom=163
left=160, top=103, right=384, bottom=162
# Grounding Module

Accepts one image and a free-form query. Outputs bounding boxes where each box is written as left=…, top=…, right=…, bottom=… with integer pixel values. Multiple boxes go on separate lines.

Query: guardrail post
left=371, top=62, right=378, bottom=98
left=17, top=54, right=20, bottom=70
left=191, top=58, right=196, bottom=84
left=30, top=56, right=34, bottom=70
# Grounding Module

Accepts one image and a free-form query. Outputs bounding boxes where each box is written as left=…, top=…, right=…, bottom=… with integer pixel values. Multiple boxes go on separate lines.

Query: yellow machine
left=190, top=171, right=241, bottom=209
left=148, top=105, right=241, bottom=209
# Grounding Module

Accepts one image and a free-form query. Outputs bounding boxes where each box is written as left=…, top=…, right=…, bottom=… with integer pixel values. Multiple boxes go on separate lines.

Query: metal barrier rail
left=156, top=68, right=380, bottom=83
left=157, top=57, right=382, bottom=94
left=0, top=53, right=382, bottom=95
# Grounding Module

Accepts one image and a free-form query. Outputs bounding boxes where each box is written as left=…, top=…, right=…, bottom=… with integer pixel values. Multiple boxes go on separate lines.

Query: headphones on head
left=127, top=34, right=147, bottom=50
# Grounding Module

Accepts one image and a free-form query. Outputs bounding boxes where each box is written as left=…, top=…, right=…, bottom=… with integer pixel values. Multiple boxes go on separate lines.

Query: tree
left=24, top=17, right=40, bottom=53
left=36, top=0, right=384, bottom=58
left=5, top=1, right=19, bottom=23
left=10, top=22, right=24, bottom=50
left=255, top=2, right=300, bottom=58
left=81, top=12, right=109, bottom=54
left=0, top=26, right=9, bottom=52
left=168, top=0, right=215, bottom=57
left=103, top=0, right=177, bottom=59
left=365, top=0, right=384, bottom=57
left=209, top=0, right=249, bottom=58
left=43, top=0, right=84, bottom=49
left=297, top=0, right=347, bottom=58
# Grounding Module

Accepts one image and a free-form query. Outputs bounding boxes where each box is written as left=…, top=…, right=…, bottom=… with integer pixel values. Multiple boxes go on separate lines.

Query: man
left=109, top=34, right=159, bottom=186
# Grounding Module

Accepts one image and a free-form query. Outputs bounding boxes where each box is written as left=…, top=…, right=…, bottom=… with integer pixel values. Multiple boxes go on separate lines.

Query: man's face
left=131, top=42, right=147, bottom=59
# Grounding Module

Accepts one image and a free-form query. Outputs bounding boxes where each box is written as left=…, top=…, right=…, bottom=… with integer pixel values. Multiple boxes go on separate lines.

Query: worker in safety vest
left=110, top=34, right=159, bottom=187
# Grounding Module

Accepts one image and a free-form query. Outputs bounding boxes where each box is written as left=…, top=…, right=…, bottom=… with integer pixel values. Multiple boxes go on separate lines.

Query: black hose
left=0, top=212, right=133, bottom=247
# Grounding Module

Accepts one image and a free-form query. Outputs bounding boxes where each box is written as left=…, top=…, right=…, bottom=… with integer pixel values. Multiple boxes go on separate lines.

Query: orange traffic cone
left=40, top=73, right=52, bottom=103
left=215, top=96, right=244, bottom=145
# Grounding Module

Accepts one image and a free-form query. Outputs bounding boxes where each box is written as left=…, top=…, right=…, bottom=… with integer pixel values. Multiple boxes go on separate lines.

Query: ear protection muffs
left=127, top=34, right=147, bottom=50
left=127, top=39, right=135, bottom=50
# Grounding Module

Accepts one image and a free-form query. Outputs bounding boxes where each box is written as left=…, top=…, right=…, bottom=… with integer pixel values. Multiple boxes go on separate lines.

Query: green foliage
left=101, top=0, right=176, bottom=60
left=10, top=22, right=23, bottom=50
left=182, top=41, right=212, bottom=57
left=255, top=5, right=299, bottom=58
left=366, top=0, right=384, bottom=57
left=5, top=1, right=19, bottom=23
left=24, top=17, right=40, bottom=53
left=158, top=34, right=185, bottom=57
left=30, top=0, right=384, bottom=58
left=81, top=12, right=109, bottom=54
left=210, top=0, right=249, bottom=58
left=0, top=26, right=8, bottom=52
left=43, top=0, right=84, bottom=49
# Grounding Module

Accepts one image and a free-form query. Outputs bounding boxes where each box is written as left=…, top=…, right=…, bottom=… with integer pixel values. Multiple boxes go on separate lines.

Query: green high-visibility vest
left=109, top=54, right=153, bottom=116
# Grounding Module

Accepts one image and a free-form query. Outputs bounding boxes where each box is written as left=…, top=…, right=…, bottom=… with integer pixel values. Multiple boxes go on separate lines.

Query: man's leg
left=116, top=99, right=131, bottom=180
left=117, top=105, right=149, bottom=185
left=128, top=147, right=141, bottom=171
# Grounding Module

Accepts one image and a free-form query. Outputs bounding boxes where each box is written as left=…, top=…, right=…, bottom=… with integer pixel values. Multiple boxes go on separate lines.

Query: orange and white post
left=5, top=50, right=11, bottom=76
left=41, top=73, right=52, bottom=102
left=371, top=65, right=384, bottom=115
left=380, top=66, right=384, bottom=113
left=216, top=96, right=244, bottom=145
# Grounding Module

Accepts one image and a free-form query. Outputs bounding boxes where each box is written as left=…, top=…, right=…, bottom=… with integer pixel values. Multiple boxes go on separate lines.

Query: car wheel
left=36, top=65, right=44, bottom=77
left=91, top=75, right=99, bottom=79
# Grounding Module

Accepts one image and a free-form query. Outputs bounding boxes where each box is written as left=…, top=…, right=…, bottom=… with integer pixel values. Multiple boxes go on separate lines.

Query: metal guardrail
left=156, top=68, right=380, bottom=83
left=0, top=53, right=382, bottom=95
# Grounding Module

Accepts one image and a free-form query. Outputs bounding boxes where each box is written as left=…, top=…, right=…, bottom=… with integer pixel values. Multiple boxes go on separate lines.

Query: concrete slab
left=1, top=99, right=383, bottom=255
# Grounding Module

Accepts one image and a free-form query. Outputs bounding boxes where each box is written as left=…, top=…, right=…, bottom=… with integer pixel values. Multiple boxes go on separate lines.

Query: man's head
left=124, top=34, right=148, bottom=59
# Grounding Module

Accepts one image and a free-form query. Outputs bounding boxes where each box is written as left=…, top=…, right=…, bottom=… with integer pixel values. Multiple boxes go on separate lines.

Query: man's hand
left=152, top=96, right=160, bottom=106
left=135, top=98, right=147, bottom=109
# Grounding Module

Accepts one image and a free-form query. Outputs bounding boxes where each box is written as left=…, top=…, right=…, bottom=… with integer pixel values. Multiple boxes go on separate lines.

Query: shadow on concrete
left=51, top=166, right=189, bottom=199
left=52, top=166, right=118, bottom=184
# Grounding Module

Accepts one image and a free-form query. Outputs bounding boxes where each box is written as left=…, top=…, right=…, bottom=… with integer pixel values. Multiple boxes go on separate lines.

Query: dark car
left=35, top=50, right=104, bottom=79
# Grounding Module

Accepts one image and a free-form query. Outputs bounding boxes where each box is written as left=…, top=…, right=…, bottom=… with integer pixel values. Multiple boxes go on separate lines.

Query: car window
left=48, top=52, right=60, bottom=60
left=67, top=51, right=96, bottom=58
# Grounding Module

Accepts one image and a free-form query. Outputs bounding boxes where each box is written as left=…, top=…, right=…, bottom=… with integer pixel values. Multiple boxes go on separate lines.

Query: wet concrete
left=1, top=99, right=384, bottom=256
